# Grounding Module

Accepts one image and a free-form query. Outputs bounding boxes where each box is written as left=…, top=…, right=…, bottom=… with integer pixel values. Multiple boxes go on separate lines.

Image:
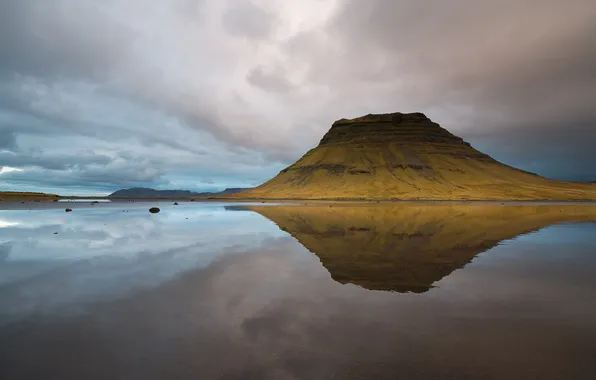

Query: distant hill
left=0, top=191, right=60, bottom=199
left=108, top=187, right=251, bottom=198
left=235, top=112, right=596, bottom=200
left=206, top=188, right=253, bottom=196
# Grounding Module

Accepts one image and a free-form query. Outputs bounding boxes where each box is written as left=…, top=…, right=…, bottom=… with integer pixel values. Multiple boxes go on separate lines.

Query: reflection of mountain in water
left=244, top=204, right=596, bottom=293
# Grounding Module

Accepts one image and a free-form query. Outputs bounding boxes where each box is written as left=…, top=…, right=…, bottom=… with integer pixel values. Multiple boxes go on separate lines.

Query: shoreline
left=2, top=197, right=596, bottom=211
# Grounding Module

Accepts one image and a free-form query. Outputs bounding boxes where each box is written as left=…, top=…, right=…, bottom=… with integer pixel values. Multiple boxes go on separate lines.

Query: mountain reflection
left=234, top=204, right=596, bottom=293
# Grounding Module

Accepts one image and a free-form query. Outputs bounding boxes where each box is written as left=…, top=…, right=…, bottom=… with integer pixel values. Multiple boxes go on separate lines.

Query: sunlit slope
left=249, top=204, right=596, bottom=292
left=236, top=113, right=596, bottom=200
left=0, top=191, right=60, bottom=200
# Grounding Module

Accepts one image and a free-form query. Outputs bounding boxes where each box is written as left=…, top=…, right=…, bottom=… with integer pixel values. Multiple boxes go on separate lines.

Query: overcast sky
left=1, top=0, right=595, bottom=195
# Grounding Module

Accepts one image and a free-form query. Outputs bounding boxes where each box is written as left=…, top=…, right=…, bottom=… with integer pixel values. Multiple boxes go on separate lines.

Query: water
left=1, top=202, right=595, bottom=379
left=58, top=198, right=112, bottom=203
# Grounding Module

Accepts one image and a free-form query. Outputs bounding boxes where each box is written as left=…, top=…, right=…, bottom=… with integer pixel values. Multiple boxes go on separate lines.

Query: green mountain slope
left=236, top=113, right=596, bottom=200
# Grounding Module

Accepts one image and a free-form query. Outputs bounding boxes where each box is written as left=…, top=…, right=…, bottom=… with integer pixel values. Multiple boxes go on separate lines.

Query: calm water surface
left=1, top=202, right=596, bottom=380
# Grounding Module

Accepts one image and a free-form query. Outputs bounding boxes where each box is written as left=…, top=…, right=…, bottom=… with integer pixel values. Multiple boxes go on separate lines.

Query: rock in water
left=235, top=112, right=596, bottom=200
left=149, top=207, right=160, bottom=213
left=174, top=202, right=179, bottom=205
left=65, top=208, right=72, bottom=212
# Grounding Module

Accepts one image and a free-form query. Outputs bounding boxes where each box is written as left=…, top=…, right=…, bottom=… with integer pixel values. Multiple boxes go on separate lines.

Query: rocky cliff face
left=321, top=112, right=469, bottom=146
left=236, top=112, right=596, bottom=200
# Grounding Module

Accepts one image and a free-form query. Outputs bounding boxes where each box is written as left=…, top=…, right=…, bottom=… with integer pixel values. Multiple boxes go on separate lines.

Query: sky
left=1, top=0, right=595, bottom=195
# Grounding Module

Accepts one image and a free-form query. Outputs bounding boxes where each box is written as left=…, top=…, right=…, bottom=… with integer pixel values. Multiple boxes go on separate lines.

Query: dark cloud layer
left=289, top=0, right=596, bottom=180
left=0, top=0, right=136, bottom=80
left=0, top=0, right=595, bottom=193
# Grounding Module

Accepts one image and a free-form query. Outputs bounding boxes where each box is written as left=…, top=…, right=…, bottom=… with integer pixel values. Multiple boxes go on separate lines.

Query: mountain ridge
left=109, top=187, right=251, bottom=198
left=234, top=112, right=596, bottom=200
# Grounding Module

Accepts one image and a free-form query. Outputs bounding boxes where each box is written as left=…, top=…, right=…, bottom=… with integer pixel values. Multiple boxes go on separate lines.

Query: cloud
left=0, top=0, right=137, bottom=80
left=0, top=167, right=22, bottom=175
left=247, top=65, right=295, bottom=93
left=289, top=0, right=596, bottom=179
left=222, top=1, right=276, bottom=39
left=0, top=0, right=595, bottom=194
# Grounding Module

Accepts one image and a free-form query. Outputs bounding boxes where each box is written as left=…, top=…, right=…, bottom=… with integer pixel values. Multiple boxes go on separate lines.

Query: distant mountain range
left=108, top=187, right=251, bottom=198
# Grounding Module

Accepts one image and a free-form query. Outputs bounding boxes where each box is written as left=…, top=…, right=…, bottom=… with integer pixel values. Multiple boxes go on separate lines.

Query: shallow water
left=58, top=198, right=112, bottom=203
left=1, top=202, right=595, bottom=380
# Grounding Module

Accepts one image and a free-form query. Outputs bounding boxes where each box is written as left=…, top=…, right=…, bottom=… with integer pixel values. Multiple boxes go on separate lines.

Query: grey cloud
left=0, top=149, right=112, bottom=171
left=222, top=1, right=275, bottom=39
left=247, top=66, right=295, bottom=93
left=1, top=0, right=595, bottom=194
left=0, top=132, right=16, bottom=150
left=278, top=0, right=596, bottom=179
left=0, top=243, right=11, bottom=261
left=0, top=0, right=137, bottom=80
left=1, top=163, right=165, bottom=189
left=0, top=1, right=312, bottom=169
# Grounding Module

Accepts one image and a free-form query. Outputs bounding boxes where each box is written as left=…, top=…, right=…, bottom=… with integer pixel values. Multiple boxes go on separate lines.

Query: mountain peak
left=320, top=111, right=467, bottom=147
left=331, top=112, right=431, bottom=127
left=234, top=112, right=596, bottom=200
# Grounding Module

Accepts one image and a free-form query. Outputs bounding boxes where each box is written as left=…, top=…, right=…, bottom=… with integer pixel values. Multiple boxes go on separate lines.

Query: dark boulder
left=149, top=207, right=160, bottom=214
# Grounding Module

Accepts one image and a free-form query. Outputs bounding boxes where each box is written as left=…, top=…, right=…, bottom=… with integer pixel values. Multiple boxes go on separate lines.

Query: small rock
left=54, top=232, right=58, bottom=235
left=149, top=207, right=160, bottom=214
left=65, top=208, right=72, bottom=212
left=190, top=199, right=195, bottom=202
left=174, top=202, right=179, bottom=205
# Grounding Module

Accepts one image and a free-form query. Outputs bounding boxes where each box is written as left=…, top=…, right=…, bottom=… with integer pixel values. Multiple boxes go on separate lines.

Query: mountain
left=109, top=188, right=196, bottom=198
left=210, top=188, right=253, bottom=196
left=235, top=112, right=596, bottom=200
left=241, top=203, right=596, bottom=292
left=108, top=187, right=251, bottom=198
left=0, top=191, right=60, bottom=200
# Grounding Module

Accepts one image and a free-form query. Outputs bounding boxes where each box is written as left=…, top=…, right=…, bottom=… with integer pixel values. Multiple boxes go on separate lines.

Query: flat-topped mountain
left=236, top=112, right=596, bottom=200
